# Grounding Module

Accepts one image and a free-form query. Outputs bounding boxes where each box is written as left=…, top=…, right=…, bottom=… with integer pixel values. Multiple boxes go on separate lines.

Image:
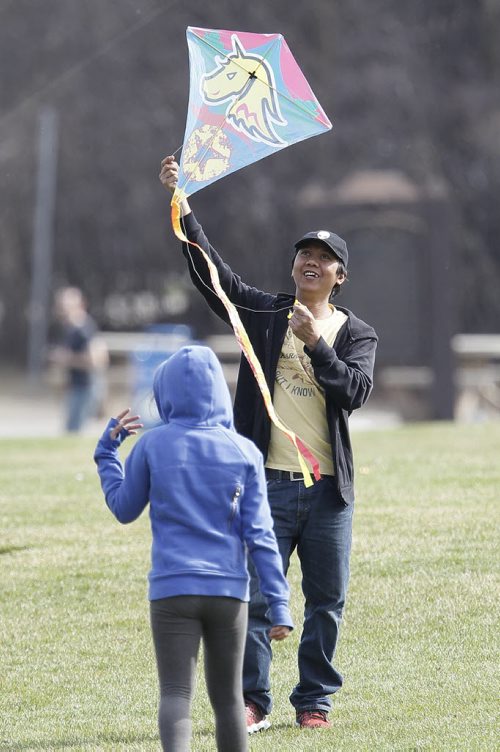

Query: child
left=94, top=345, right=293, bottom=752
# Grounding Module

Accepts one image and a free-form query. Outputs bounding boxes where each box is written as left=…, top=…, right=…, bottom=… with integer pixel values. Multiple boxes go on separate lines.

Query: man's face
left=292, top=242, right=346, bottom=299
left=54, top=289, right=84, bottom=324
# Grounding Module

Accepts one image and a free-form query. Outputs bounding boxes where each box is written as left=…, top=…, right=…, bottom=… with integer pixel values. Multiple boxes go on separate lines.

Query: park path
left=0, top=367, right=398, bottom=438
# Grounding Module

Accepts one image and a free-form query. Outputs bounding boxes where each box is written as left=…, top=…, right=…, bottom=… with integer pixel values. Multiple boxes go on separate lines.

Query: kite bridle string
left=174, top=32, right=328, bottom=314
left=179, top=212, right=294, bottom=316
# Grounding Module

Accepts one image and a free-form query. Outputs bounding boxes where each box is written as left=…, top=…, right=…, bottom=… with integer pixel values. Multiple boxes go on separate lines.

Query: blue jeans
left=243, top=475, right=354, bottom=715
left=66, top=384, right=93, bottom=433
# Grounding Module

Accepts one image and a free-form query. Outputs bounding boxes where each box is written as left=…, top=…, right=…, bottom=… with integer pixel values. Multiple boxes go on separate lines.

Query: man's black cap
left=294, top=230, right=348, bottom=267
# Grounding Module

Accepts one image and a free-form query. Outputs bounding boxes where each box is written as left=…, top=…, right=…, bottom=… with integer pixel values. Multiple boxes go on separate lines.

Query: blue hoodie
left=94, top=345, right=293, bottom=629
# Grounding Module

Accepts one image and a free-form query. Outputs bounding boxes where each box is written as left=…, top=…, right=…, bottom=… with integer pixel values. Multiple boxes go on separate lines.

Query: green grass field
left=0, top=422, right=498, bottom=751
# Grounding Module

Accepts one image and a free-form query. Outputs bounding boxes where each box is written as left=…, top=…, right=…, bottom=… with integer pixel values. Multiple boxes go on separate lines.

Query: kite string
left=179, top=211, right=294, bottom=315
left=183, top=244, right=293, bottom=315
left=173, top=199, right=321, bottom=485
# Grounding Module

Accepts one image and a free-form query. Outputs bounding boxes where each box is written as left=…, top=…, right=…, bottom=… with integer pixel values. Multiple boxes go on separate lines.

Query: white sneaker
left=245, top=701, right=271, bottom=734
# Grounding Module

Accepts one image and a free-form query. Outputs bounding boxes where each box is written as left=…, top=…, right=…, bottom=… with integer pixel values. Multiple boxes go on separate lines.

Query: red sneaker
left=245, top=701, right=271, bottom=734
left=296, top=709, right=331, bottom=729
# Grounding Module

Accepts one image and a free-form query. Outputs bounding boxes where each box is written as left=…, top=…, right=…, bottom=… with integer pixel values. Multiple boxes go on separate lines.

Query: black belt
left=265, top=468, right=313, bottom=482
left=265, top=468, right=333, bottom=482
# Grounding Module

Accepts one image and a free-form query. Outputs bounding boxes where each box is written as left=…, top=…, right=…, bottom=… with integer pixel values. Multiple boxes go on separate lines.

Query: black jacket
left=181, top=212, right=378, bottom=504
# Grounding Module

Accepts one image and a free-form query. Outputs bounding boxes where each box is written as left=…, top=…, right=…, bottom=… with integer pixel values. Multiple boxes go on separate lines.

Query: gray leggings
left=150, top=595, right=248, bottom=752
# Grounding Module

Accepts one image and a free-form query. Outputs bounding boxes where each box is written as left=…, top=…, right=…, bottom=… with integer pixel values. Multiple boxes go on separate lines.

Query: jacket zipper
left=228, top=484, right=241, bottom=529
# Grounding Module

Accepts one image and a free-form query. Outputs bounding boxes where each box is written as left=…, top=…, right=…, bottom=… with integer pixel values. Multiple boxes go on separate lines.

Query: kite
left=173, top=27, right=332, bottom=200
left=171, top=27, right=332, bottom=485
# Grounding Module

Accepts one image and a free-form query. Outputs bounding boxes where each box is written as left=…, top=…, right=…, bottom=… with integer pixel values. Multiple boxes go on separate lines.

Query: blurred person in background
left=94, top=345, right=292, bottom=752
left=50, top=286, right=108, bottom=433
left=160, top=155, right=378, bottom=733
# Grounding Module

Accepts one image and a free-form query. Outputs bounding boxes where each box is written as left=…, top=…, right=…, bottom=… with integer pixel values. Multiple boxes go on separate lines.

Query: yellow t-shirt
left=266, top=306, right=348, bottom=476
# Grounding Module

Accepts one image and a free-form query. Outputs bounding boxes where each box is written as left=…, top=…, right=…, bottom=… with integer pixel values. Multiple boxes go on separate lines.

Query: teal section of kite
left=177, top=26, right=332, bottom=198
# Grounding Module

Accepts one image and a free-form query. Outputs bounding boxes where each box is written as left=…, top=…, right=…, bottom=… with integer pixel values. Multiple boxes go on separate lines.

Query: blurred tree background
left=1, top=0, right=499, bottom=364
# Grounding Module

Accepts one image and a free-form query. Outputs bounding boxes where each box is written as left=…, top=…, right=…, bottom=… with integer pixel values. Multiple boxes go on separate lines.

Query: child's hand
left=110, top=408, right=143, bottom=440
left=269, top=625, right=291, bottom=641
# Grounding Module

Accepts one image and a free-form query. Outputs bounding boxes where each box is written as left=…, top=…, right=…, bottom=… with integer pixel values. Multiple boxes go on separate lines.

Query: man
left=160, top=155, right=378, bottom=731
left=51, top=286, right=109, bottom=432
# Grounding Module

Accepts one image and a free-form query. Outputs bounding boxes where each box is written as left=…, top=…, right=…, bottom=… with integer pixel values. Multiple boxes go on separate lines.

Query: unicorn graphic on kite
left=201, top=35, right=287, bottom=148
left=175, top=26, right=332, bottom=197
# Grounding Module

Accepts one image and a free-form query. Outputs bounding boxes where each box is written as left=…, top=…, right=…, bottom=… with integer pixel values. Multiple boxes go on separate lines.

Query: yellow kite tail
left=171, top=194, right=321, bottom=486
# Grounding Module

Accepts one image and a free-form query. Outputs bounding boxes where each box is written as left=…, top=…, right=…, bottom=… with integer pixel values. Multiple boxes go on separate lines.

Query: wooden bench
left=451, top=334, right=500, bottom=420
left=101, top=331, right=500, bottom=420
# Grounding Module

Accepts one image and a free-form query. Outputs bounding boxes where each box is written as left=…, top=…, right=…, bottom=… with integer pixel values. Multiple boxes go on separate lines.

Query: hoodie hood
left=153, top=345, right=234, bottom=429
